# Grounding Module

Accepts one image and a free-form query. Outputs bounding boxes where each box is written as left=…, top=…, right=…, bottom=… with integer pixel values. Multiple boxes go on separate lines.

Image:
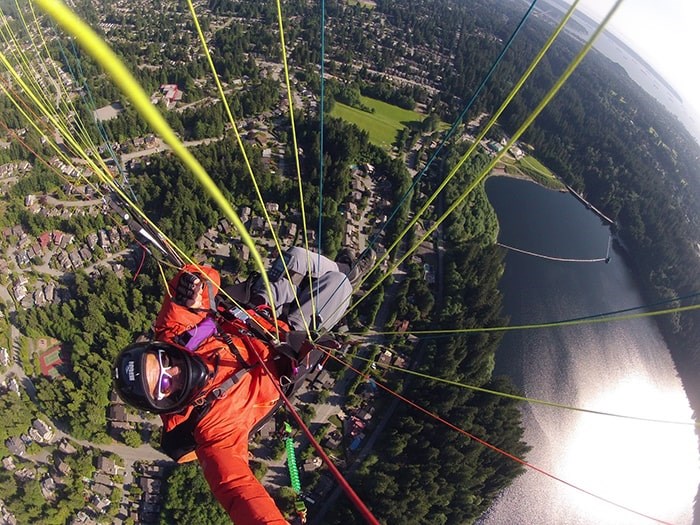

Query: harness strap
left=193, top=364, right=255, bottom=411
left=219, top=331, right=252, bottom=369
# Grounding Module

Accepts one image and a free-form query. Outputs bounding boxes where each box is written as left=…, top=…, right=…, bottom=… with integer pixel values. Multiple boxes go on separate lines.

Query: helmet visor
left=141, top=344, right=190, bottom=411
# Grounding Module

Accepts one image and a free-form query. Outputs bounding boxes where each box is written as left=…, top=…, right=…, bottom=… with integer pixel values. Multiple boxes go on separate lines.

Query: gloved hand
left=173, top=271, right=204, bottom=308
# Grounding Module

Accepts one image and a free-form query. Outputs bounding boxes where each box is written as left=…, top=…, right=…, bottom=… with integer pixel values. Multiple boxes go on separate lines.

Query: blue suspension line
left=314, top=0, right=327, bottom=319
left=60, top=35, right=138, bottom=202
left=364, top=0, right=540, bottom=255
left=314, top=0, right=540, bottom=317
left=410, top=290, right=700, bottom=341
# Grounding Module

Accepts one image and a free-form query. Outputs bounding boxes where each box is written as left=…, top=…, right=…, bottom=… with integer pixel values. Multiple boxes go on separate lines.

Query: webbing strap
left=194, top=365, right=254, bottom=410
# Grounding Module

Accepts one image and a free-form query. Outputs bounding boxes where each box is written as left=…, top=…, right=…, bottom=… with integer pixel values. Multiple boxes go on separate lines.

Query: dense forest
left=329, top=176, right=527, bottom=522
left=14, top=269, right=163, bottom=442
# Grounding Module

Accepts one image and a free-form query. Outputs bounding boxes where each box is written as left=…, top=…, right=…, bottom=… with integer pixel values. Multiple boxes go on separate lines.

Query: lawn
left=331, top=96, right=426, bottom=148
left=517, top=155, right=565, bottom=189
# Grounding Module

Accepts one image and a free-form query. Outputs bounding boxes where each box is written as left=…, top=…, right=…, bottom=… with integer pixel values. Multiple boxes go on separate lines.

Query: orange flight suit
left=154, top=265, right=289, bottom=525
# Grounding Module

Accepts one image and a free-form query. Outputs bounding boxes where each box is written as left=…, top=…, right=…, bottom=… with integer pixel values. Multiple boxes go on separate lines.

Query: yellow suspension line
left=331, top=348, right=700, bottom=427
left=34, top=0, right=275, bottom=333
left=273, top=0, right=318, bottom=329
left=0, top=47, right=118, bottom=199
left=0, top=6, right=276, bottom=342
left=0, top=5, right=58, bottom=120
left=355, top=0, right=580, bottom=294
left=24, top=2, right=112, bottom=176
left=0, top=65, right=104, bottom=196
left=318, top=0, right=581, bottom=326
left=350, top=301, right=700, bottom=337
left=185, top=0, right=313, bottom=336
left=348, top=0, right=620, bottom=318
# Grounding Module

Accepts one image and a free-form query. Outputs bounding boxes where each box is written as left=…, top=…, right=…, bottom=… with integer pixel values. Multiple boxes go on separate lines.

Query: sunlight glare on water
left=558, top=374, right=699, bottom=524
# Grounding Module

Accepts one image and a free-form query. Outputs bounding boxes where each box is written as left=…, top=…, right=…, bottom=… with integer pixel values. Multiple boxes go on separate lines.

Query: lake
left=479, top=176, right=699, bottom=525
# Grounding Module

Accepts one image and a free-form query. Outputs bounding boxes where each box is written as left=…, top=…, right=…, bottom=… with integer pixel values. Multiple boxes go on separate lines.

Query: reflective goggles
left=156, top=347, right=176, bottom=400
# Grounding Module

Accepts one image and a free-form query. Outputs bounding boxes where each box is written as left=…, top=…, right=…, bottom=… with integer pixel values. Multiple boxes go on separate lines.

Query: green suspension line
left=283, top=422, right=307, bottom=523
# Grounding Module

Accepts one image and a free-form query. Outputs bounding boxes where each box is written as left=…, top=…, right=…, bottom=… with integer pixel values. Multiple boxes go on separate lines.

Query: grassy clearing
left=347, top=0, right=376, bottom=7
left=331, top=96, right=425, bottom=148
left=517, top=155, right=565, bottom=189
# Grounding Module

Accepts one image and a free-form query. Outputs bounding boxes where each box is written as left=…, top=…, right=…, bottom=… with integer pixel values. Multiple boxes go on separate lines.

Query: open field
left=516, top=155, right=564, bottom=189
left=331, top=96, right=425, bottom=148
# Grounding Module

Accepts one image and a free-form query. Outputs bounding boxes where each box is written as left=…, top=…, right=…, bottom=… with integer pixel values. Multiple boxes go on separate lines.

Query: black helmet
left=113, top=341, right=209, bottom=414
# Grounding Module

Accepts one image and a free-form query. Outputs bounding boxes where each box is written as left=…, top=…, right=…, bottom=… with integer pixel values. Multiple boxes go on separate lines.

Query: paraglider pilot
left=113, top=246, right=374, bottom=524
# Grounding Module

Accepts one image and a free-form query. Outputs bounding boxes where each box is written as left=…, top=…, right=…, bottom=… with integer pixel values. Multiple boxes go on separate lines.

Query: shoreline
left=488, top=165, right=566, bottom=191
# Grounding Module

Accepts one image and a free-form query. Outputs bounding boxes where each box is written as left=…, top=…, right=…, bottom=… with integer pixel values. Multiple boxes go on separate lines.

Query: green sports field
left=331, top=96, right=425, bottom=148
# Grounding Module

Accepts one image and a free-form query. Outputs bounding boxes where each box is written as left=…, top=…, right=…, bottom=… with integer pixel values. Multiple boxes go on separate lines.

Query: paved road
left=310, top=272, right=405, bottom=524
left=120, top=136, right=225, bottom=163
left=43, top=195, right=103, bottom=208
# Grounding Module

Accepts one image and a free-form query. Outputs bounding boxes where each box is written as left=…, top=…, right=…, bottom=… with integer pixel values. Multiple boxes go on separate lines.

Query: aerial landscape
left=0, top=0, right=698, bottom=524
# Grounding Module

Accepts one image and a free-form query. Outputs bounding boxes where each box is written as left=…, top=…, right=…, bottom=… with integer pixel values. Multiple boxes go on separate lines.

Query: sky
left=574, top=0, right=700, bottom=117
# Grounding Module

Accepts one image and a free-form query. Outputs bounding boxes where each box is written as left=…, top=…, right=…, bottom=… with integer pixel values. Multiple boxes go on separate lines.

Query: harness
left=160, top=305, right=291, bottom=463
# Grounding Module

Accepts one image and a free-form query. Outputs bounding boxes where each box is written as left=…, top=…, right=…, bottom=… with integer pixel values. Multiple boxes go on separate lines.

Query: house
left=322, top=431, right=342, bottom=450
left=32, top=419, right=54, bottom=442
left=74, top=509, right=98, bottom=525
left=235, top=244, right=250, bottom=262
left=55, top=458, right=72, bottom=477
left=283, top=222, right=297, bottom=239
left=239, top=206, right=252, bottom=223
left=351, top=179, right=365, bottom=193
left=68, top=250, right=82, bottom=268
left=44, top=283, right=56, bottom=303
left=249, top=216, right=267, bottom=235
left=58, top=439, right=77, bottom=454
left=40, top=476, right=57, bottom=500
left=14, top=467, right=36, bottom=481
left=377, top=350, right=393, bottom=367
left=7, top=377, right=19, bottom=396
left=5, top=437, right=25, bottom=457
left=92, top=483, right=111, bottom=497
left=108, top=404, right=127, bottom=422
left=91, top=495, right=111, bottom=513
left=160, top=84, right=183, bottom=109
left=303, top=457, right=322, bottom=472
left=108, top=228, right=120, bottom=245
left=38, top=232, right=52, bottom=249
left=393, top=355, right=408, bottom=369
left=79, top=246, right=92, bottom=263
left=139, top=476, right=161, bottom=493
left=394, top=319, right=410, bottom=333
left=98, top=230, right=110, bottom=248
left=94, top=473, right=113, bottom=487
left=218, top=218, right=232, bottom=235
left=86, top=232, right=98, bottom=250
left=1, top=347, right=9, bottom=367
left=59, top=233, right=74, bottom=249
left=97, top=456, right=119, bottom=476
left=2, top=456, right=16, bottom=471
left=312, top=369, right=334, bottom=391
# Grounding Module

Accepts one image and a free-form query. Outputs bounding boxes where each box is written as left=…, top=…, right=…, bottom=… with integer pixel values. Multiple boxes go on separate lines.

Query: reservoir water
left=480, top=177, right=699, bottom=525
